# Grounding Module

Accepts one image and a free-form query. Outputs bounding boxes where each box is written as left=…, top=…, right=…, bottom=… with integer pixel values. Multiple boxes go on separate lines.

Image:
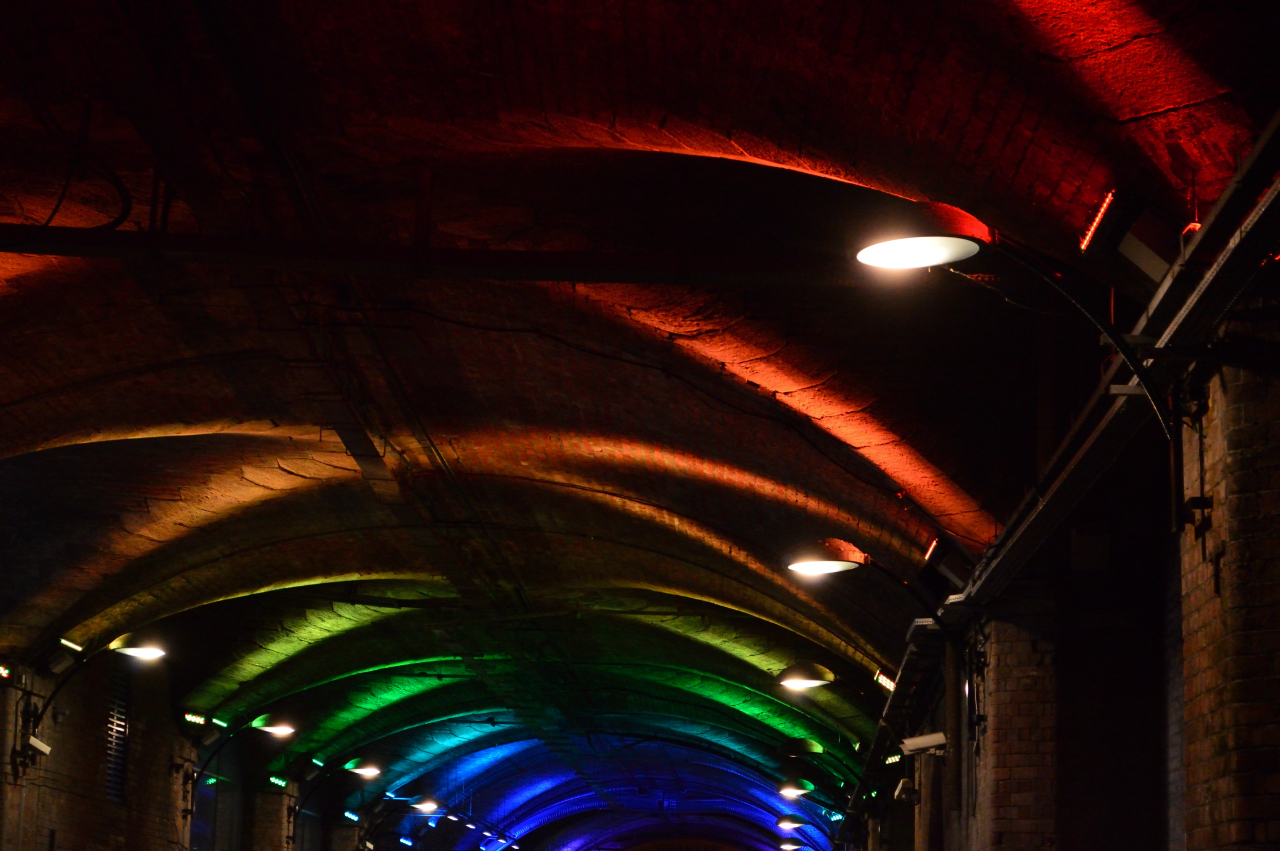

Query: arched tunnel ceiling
left=0, top=2, right=1275, bottom=851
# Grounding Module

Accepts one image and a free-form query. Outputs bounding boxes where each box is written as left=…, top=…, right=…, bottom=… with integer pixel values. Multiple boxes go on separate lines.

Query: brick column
left=248, top=790, right=294, bottom=851
left=969, top=597, right=1056, bottom=851
left=1181, top=350, right=1280, bottom=849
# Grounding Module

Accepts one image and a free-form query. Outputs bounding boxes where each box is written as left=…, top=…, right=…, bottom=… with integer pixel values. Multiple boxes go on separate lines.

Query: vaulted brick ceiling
left=0, top=2, right=1274, bottom=849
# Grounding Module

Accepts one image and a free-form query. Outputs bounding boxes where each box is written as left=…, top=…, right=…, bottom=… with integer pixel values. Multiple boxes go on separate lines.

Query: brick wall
left=0, top=654, right=193, bottom=851
left=969, top=592, right=1057, bottom=851
left=1181, top=298, right=1280, bottom=848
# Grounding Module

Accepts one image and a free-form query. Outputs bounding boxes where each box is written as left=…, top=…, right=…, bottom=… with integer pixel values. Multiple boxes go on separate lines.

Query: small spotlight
left=777, top=662, right=835, bottom=691
left=251, top=714, right=295, bottom=737
left=777, top=779, right=815, bottom=799
left=787, top=538, right=868, bottom=576
left=110, top=634, right=165, bottom=659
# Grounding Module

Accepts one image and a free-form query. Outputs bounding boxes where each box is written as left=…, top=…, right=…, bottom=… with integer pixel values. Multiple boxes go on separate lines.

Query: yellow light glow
left=116, top=646, right=166, bottom=660
left=856, top=236, right=980, bottom=269
left=787, top=560, right=856, bottom=576
left=780, top=677, right=832, bottom=691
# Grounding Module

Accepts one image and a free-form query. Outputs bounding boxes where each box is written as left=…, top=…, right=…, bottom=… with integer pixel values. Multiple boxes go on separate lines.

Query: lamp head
left=776, top=815, right=811, bottom=830
left=409, top=796, right=438, bottom=812
left=780, top=843, right=805, bottom=850
left=787, top=538, right=868, bottom=576
left=250, top=714, right=295, bottom=737
left=344, top=758, right=381, bottom=777
left=109, top=634, right=166, bottom=660
left=777, top=778, right=815, bottom=799
left=777, top=662, right=836, bottom=691
left=856, top=203, right=991, bottom=269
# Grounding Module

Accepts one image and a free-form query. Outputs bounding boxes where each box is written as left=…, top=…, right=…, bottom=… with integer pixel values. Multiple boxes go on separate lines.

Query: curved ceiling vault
left=0, top=2, right=1271, bottom=851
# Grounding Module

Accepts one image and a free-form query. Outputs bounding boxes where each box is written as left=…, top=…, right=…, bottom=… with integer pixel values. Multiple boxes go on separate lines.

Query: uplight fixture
left=787, top=538, right=869, bottom=576
left=855, top=203, right=990, bottom=269
left=345, top=758, right=380, bottom=777
left=778, top=778, right=815, bottom=799
left=777, top=662, right=836, bottom=691
left=110, top=634, right=166, bottom=659
left=251, top=714, right=295, bottom=737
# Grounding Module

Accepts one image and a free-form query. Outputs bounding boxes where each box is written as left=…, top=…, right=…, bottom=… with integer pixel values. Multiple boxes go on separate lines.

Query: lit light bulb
left=856, top=236, right=981, bottom=269
left=116, top=646, right=166, bottom=659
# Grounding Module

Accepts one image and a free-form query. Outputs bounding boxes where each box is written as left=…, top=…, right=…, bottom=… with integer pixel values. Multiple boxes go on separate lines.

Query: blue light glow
left=343, top=811, right=359, bottom=822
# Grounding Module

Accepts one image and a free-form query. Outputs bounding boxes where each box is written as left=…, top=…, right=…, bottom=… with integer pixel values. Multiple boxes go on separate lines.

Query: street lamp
left=855, top=202, right=1175, bottom=441
left=787, top=539, right=869, bottom=576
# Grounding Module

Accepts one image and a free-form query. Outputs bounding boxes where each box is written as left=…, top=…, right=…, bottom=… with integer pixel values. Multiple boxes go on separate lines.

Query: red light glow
left=1080, top=190, right=1115, bottom=251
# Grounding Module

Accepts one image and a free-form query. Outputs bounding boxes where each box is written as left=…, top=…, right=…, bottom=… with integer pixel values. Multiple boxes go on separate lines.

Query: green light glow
left=211, top=718, right=228, bottom=728
left=885, top=754, right=900, bottom=764
left=269, top=776, right=287, bottom=787
left=185, top=713, right=207, bottom=725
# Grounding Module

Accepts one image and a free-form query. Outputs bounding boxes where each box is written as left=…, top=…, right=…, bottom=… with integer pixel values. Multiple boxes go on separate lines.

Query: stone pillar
left=1181, top=344, right=1280, bottom=848
left=969, top=594, right=1056, bottom=851
left=248, top=790, right=294, bottom=851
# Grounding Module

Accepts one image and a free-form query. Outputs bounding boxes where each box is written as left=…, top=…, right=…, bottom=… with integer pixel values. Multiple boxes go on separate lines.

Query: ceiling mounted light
left=110, top=634, right=166, bottom=660
left=777, top=778, right=815, bottom=799
left=787, top=538, right=869, bottom=576
left=776, top=815, right=811, bottom=830
left=344, top=758, right=381, bottom=777
left=410, top=796, right=438, bottom=812
left=777, top=662, right=836, bottom=691
left=251, top=714, right=295, bottom=737
left=855, top=203, right=991, bottom=269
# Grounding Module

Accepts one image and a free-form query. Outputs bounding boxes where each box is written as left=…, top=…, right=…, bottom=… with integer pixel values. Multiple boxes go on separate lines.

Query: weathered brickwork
left=1181, top=328, right=1280, bottom=849
left=970, top=611, right=1057, bottom=850
left=0, top=657, right=193, bottom=851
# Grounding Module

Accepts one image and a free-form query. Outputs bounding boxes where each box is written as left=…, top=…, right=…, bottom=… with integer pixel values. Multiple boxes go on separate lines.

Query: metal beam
left=0, top=223, right=850, bottom=286
left=957, top=109, right=1280, bottom=608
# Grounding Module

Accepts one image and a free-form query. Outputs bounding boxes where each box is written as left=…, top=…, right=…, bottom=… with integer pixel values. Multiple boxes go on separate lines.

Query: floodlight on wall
left=855, top=200, right=1175, bottom=441
left=109, top=634, right=165, bottom=659
left=776, top=815, right=811, bottom=830
left=345, top=758, right=381, bottom=777
left=787, top=538, right=870, bottom=576
left=251, top=714, right=295, bottom=737
left=900, top=732, right=947, bottom=756
left=777, top=778, right=815, bottom=798
left=777, top=662, right=836, bottom=690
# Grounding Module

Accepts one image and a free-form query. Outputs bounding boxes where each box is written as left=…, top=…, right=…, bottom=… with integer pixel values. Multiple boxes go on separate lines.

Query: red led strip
left=1080, top=189, right=1116, bottom=251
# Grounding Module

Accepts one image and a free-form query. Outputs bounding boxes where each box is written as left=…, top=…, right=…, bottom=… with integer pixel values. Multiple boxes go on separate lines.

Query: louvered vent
left=105, top=662, right=130, bottom=803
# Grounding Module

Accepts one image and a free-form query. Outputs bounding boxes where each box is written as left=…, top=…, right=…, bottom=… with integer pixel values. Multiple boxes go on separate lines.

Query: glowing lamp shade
left=856, top=203, right=992, bottom=269
left=787, top=538, right=869, bottom=576
left=778, top=662, right=836, bottom=690
left=109, top=634, right=166, bottom=660
left=776, top=815, right=811, bottom=830
left=778, top=778, right=815, bottom=798
left=781, top=843, right=804, bottom=850
left=250, top=714, right=295, bottom=736
left=344, top=759, right=380, bottom=777
left=410, top=796, right=438, bottom=812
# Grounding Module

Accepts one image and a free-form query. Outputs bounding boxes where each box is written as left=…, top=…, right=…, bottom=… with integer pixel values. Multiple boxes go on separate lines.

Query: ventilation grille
left=105, top=663, right=130, bottom=803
